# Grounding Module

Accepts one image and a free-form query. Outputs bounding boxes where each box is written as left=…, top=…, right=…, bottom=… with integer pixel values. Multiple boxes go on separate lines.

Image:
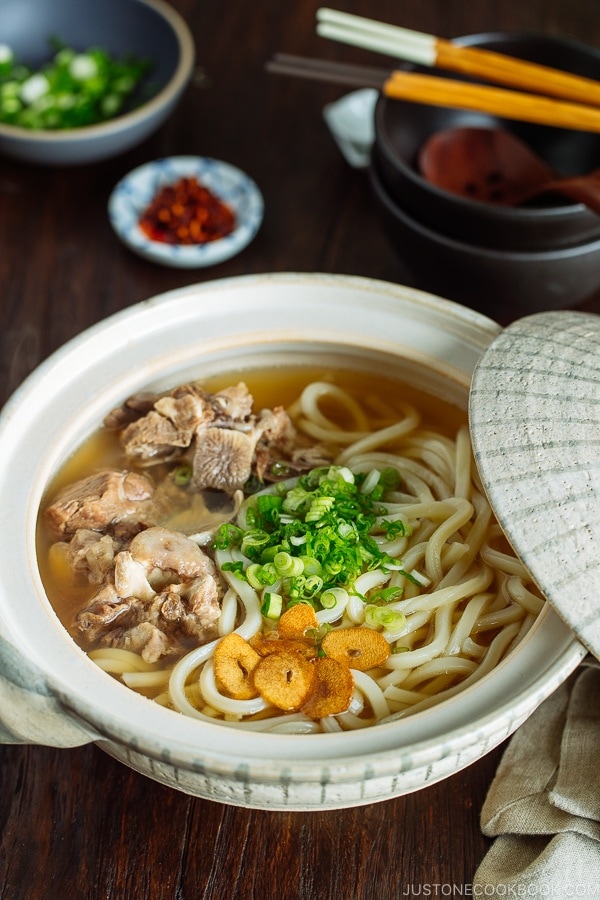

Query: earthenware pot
left=0, top=273, right=584, bottom=810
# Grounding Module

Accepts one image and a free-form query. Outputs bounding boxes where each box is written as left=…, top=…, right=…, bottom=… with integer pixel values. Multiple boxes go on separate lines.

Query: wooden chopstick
left=267, top=54, right=600, bottom=133
left=316, top=7, right=600, bottom=108
left=385, top=70, right=600, bottom=132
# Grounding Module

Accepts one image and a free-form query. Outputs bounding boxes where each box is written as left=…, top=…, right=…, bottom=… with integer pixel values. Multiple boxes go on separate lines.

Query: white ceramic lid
left=469, top=309, right=600, bottom=660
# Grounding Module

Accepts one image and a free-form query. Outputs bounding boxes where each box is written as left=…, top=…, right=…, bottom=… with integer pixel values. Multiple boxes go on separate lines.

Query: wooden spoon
left=418, top=126, right=600, bottom=213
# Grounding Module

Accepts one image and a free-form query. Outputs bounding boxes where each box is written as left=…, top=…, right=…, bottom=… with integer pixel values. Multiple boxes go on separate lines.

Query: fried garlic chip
left=277, top=604, right=319, bottom=639
left=301, top=657, right=354, bottom=720
left=321, top=626, right=390, bottom=671
left=213, top=632, right=261, bottom=700
left=253, top=650, right=316, bottom=711
left=249, top=633, right=318, bottom=659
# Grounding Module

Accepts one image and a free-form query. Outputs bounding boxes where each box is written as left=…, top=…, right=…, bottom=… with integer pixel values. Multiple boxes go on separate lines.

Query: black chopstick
left=266, top=53, right=391, bottom=89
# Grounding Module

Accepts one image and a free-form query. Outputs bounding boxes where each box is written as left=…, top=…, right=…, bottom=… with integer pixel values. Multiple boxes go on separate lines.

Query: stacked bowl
left=370, top=32, right=600, bottom=319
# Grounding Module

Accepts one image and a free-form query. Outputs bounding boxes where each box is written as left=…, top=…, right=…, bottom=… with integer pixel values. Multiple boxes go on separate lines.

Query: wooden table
left=1, top=1, right=599, bottom=896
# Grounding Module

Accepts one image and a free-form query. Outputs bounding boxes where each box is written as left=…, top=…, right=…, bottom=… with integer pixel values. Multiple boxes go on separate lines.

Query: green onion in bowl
left=0, top=39, right=151, bottom=129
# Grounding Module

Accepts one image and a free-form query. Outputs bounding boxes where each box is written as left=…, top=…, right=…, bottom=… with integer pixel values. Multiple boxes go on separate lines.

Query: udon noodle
left=39, top=372, right=543, bottom=734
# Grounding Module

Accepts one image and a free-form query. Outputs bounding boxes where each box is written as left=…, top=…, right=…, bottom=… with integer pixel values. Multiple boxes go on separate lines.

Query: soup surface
left=38, top=365, right=543, bottom=734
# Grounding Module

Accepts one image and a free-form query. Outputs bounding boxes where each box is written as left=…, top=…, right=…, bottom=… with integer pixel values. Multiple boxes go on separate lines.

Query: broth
left=37, top=364, right=541, bottom=732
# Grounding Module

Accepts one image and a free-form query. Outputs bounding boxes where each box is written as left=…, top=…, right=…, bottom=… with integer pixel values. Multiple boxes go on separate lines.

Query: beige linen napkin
left=473, top=660, right=600, bottom=895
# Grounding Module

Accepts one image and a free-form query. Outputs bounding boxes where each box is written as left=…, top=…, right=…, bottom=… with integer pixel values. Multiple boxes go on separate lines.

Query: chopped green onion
left=305, top=495, right=335, bottom=523
left=213, top=523, right=244, bottom=549
left=382, top=519, right=408, bottom=539
left=380, top=467, right=401, bottom=490
left=261, top=592, right=283, bottom=619
left=243, top=474, right=263, bottom=494
left=407, top=569, right=431, bottom=587
left=0, top=39, right=152, bottom=130
left=246, top=563, right=278, bottom=588
left=20, top=73, right=50, bottom=105
left=360, top=469, right=381, bottom=495
left=364, top=605, right=407, bottom=630
left=282, top=485, right=311, bottom=514
left=240, top=530, right=271, bottom=556
left=256, top=494, right=283, bottom=519
left=369, top=586, right=404, bottom=604
left=285, top=596, right=313, bottom=607
left=305, top=623, right=331, bottom=642
left=302, top=575, right=324, bottom=597
left=0, top=45, right=13, bottom=70
left=173, top=464, right=193, bottom=486
left=69, top=54, right=99, bottom=81
left=337, top=521, right=357, bottom=541
left=284, top=575, right=306, bottom=600
left=320, top=587, right=349, bottom=610
left=299, top=556, right=322, bottom=576
left=213, top=464, right=420, bottom=620
left=273, top=551, right=303, bottom=577
left=221, top=561, right=245, bottom=578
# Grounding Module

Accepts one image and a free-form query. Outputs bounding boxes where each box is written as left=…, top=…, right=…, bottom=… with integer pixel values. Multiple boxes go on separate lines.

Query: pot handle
left=0, top=633, right=100, bottom=747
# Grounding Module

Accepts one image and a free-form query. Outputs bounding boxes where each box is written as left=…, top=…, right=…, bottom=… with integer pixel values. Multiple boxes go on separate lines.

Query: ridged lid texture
left=470, top=310, right=600, bottom=659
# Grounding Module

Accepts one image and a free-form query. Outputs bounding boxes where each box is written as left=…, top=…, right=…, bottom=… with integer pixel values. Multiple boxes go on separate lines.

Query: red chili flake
left=139, top=176, right=236, bottom=245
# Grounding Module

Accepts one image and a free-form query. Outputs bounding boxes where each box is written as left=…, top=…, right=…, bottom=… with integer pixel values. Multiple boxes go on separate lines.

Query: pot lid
left=469, top=309, right=600, bottom=660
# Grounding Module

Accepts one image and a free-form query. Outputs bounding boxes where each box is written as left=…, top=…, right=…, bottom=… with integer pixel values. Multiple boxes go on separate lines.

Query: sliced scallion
left=364, top=605, right=407, bottom=630
left=213, top=464, right=414, bottom=622
left=261, top=592, right=283, bottom=619
left=0, top=39, right=152, bottom=129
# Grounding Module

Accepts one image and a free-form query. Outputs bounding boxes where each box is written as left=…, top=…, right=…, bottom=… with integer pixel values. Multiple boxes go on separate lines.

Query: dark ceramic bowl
left=0, top=0, right=194, bottom=165
left=369, top=161, right=600, bottom=320
left=373, top=32, right=600, bottom=251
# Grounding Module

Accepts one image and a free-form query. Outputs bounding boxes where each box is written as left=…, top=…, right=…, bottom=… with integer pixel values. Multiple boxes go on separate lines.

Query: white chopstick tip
left=315, top=9, right=437, bottom=67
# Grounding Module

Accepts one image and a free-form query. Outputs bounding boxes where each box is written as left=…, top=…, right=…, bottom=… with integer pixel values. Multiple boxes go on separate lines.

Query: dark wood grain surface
left=1, top=2, right=600, bottom=897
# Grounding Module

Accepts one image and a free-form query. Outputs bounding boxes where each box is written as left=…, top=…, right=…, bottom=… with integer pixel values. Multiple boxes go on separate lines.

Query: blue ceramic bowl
left=0, top=0, right=194, bottom=165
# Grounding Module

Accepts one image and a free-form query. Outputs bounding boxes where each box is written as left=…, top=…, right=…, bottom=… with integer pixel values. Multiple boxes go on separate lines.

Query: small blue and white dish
left=108, top=156, right=264, bottom=267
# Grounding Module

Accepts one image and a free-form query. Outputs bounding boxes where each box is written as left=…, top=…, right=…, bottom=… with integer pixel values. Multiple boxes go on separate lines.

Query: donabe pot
left=0, top=273, right=583, bottom=810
